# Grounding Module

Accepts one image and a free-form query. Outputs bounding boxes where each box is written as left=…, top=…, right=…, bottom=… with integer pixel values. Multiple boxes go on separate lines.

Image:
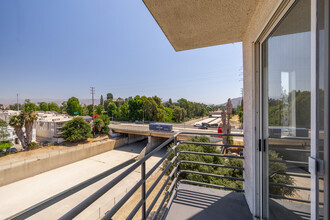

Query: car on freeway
left=199, top=125, right=208, bottom=129
left=194, top=123, right=201, bottom=127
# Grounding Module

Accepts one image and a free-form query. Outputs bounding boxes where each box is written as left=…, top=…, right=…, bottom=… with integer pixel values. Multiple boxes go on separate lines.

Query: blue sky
left=0, top=0, right=243, bottom=105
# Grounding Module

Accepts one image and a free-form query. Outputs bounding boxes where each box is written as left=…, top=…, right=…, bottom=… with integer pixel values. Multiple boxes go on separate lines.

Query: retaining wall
left=0, top=136, right=145, bottom=187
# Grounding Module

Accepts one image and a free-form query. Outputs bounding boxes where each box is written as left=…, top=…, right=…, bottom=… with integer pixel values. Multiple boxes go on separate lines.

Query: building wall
left=241, top=0, right=283, bottom=215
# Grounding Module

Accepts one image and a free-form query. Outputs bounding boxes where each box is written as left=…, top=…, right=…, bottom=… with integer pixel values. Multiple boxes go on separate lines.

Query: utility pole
left=90, top=87, right=95, bottom=136
left=16, top=93, right=19, bottom=111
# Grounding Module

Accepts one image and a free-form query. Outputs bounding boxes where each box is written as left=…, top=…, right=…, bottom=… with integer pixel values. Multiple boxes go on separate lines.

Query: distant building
left=0, top=110, right=36, bottom=144
left=36, top=112, right=92, bottom=143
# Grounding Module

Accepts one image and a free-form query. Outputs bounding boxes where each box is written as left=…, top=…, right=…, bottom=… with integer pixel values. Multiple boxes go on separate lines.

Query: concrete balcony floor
left=165, top=184, right=253, bottom=220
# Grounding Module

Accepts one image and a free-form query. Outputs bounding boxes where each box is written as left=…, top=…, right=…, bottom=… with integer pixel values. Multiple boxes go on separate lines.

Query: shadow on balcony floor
left=165, top=184, right=252, bottom=220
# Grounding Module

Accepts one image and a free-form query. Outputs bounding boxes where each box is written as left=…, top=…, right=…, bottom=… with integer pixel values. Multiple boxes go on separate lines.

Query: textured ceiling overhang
left=143, top=0, right=260, bottom=51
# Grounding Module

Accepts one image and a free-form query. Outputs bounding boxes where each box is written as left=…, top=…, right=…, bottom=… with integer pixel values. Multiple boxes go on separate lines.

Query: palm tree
left=9, top=115, right=27, bottom=149
left=23, top=111, right=37, bottom=145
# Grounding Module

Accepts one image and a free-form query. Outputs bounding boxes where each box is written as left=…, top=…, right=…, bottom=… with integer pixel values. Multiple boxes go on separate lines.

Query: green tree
left=107, top=102, right=117, bottom=119
left=269, top=151, right=295, bottom=196
left=166, top=136, right=243, bottom=190
left=48, top=102, right=60, bottom=112
left=0, top=119, right=9, bottom=141
left=114, top=97, right=124, bottom=107
left=87, top=105, right=94, bottom=116
left=22, top=103, right=38, bottom=145
left=9, top=114, right=27, bottom=149
left=94, top=117, right=105, bottom=133
left=96, top=105, right=104, bottom=115
left=118, top=103, right=129, bottom=120
left=164, top=107, right=174, bottom=122
left=66, top=97, right=82, bottom=116
left=60, top=101, right=67, bottom=113
left=107, top=93, right=113, bottom=101
left=39, top=102, right=49, bottom=111
left=61, top=117, right=92, bottom=142
left=173, top=106, right=186, bottom=122
left=128, top=95, right=143, bottom=120
left=93, top=115, right=110, bottom=134
left=100, top=95, right=104, bottom=106
left=103, top=99, right=112, bottom=110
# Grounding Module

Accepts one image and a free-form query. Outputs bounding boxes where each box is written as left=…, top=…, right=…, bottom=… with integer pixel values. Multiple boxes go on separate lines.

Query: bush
left=0, top=142, right=13, bottom=151
left=269, top=150, right=295, bottom=196
left=165, top=136, right=243, bottom=191
left=28, top=142, right=39, bottom=150
left=61, top=117, right=92, bottom=142
left=164, top=137, right=295, bottom=196
left=93, top=115, right=110, bottom=134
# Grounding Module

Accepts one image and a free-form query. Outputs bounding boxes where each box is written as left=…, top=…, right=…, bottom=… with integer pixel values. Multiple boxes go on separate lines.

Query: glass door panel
left=262, top=0, right=312, bottom=219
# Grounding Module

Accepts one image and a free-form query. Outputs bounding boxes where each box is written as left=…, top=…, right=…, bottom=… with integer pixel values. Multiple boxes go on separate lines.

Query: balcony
left=10, top=131, right=315, bottom=220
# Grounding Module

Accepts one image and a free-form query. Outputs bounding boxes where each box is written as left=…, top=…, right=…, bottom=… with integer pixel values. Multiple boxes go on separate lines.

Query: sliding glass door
left=261, top=1, right=313, bottom=219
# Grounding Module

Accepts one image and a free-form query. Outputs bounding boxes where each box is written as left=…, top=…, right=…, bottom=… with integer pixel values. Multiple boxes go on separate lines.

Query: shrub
left=61, top=117, right=92, bottom=142
left=164, top=137, right=295, bottom=196
left=93, top=115, right=110, bottom=134
left=0, top=142, right=13, bottom=151
left=165, top=136, right=243, bottom=191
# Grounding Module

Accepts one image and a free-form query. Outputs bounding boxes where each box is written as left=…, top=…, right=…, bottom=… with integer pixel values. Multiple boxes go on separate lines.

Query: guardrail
left=56, top=132, right=244, bottom=220
left=9, top=130, right=318, bottom=220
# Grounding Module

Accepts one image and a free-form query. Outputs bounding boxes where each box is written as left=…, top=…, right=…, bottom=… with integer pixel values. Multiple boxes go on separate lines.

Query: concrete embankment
left=0, top=135, right=146, bottom=187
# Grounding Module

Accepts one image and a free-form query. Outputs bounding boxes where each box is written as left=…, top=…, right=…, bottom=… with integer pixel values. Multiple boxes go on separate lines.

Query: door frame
left=253, top=0, right=301, bottom=219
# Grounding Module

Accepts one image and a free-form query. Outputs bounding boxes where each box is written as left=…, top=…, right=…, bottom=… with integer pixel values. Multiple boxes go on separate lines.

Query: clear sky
left=0, top=0, right=243, bottom=105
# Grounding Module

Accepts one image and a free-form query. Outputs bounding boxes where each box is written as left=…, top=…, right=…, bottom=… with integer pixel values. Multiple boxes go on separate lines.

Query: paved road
left=0, top=140, right=166, bottom=220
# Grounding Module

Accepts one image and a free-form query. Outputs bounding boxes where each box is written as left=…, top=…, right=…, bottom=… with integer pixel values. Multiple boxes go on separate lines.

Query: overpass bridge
left=109, top=123, right=228, bottom=158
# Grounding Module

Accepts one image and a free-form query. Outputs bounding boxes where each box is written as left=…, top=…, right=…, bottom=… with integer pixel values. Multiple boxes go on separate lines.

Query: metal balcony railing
left=55, top=132, right=244, bottom=220
left=9, top=130, right=320, bottom=220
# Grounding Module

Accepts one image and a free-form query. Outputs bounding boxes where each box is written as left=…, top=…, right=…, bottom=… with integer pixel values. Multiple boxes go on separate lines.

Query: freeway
left=0, top=141, right=165, bottom=220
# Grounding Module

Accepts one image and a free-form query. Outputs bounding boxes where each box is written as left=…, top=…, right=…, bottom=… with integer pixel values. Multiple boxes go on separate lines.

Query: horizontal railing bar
left=152, top=177, right=178, bottom=220
left=179, top=160, right=244, bottom=170
left=145, top=144, right=177, bottom=180
left=273, top=172, right=311, bottom=178
left=269, top=182, right=311, bottom=191
left=146, top=166, right=178, bottom=217
left=269, top=147, right=311, bottom=152
left=179, top=179, right=244, bottom=192
left=146, top=156, right=177, bottom=199
left=179, top=150, right=244, bottom=159
left=269, top=159, right=309, bottom=165
left=61, top=133, right=179, bottom=220
left=269, top=182, right=324, bottom=192
left=180, top=141, right=244, bottom=148
left=125, top=157, right=178, bottom=219
left=179, top=170, right=244, bottom=181
left=9, top=157, right=136, bottom=220
left=269, top=194, right=311, bottom=203
left=104, top=178, right=144, bottom=220
left=104, top=147, right=179, bottom=219
left=180, top=132, right=244, bottom=137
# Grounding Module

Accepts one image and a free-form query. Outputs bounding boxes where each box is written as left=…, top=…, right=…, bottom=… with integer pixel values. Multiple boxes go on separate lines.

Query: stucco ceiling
left=143, top=0, right=260, bottom=51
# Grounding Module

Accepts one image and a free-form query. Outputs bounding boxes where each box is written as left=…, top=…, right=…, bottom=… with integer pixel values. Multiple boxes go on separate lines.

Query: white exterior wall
left=241, top=0, right=283, bottom=215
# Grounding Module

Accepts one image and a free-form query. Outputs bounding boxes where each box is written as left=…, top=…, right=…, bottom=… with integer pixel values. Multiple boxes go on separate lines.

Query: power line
left=90, top=87, right=95, bottom=136
left=17, top=93, right=19, bottom=111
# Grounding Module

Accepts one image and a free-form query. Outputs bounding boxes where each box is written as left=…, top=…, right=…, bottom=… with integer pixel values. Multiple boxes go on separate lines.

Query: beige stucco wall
left=242, top=0, right=283, bottom=215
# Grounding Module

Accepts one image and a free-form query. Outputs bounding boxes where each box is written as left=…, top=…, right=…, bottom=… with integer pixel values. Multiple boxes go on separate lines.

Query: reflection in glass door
left=262, top=0, right=312, bottom=219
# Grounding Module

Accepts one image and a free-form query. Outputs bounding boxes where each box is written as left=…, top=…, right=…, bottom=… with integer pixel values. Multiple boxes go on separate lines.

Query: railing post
left=174, top=136, right=178, bottom=183
left=141, top=162, right=146, bottom=220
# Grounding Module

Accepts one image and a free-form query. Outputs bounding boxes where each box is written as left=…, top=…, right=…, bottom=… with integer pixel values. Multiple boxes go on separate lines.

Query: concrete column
left=137, top=136, right=167, bottom=160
